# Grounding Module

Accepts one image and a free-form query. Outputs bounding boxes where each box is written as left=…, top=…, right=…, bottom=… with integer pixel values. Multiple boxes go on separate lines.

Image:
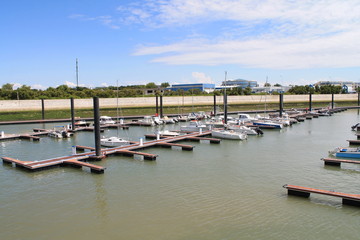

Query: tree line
left=0, top=82, right=357, bottom=100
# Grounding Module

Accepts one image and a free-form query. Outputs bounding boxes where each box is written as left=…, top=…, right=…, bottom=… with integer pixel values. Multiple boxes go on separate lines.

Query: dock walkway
left=283, top=184, right=360, bottom=206
left=2, top=131, right=219, bottom=174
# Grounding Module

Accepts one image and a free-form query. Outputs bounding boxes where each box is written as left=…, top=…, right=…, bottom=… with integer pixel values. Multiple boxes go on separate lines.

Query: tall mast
left=224, top=71, right=228, bottom=124
left=76, top=58, right=79, bottom=88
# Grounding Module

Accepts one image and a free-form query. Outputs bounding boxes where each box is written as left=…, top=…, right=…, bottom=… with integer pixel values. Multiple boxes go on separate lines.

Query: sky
left=2, top=0, right=360, bottom=89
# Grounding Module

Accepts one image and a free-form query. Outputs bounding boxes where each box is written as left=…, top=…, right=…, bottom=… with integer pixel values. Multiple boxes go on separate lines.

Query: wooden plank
left=284, top=184, right=360, bottom=201
left=115, top=150, right=157, bottom=160
left=76, top=145, right=96, bottom=151
left=63, top=159, right=105, bottom=173
left=186, top=136, right=221, bottom=143
left=156, top=142, right=194, bottom=150
left=321, top=157, right=360, bottom=165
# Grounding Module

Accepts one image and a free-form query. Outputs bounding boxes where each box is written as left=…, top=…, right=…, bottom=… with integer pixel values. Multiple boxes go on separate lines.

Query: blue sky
left=2, top=0, right=360, bottom=89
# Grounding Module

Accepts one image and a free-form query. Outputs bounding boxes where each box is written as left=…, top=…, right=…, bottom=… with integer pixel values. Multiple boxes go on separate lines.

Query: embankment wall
left=0, top=94, right=357, bottom=112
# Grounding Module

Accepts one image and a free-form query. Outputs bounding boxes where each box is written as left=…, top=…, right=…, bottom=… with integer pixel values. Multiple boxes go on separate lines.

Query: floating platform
left=2, top=130, right=217, bottom=174
left=283, top=184, right=360, bottom=206
left=347, top=139, right=360, bottom=145
left=321, top=157, right=360, bottom=166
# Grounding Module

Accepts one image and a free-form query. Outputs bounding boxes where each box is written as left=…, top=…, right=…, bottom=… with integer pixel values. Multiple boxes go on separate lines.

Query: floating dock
left=321, top=157, right=360, bottom=166
left=2, top=130, right=219, bottom=174
left=283, top=184, right=360, bottom=206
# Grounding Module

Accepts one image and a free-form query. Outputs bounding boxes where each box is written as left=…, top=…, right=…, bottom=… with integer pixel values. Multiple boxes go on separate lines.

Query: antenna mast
left=76, top=58, right=79, bottom=88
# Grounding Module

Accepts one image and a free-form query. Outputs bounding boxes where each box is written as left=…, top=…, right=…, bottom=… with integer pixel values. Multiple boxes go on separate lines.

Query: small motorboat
left=156, top=130, right=180, bottom=137
left=74, top=120, right=90, bottom=127
left=211, top=129, right=247, bottom=140
left=180, top=121, right=209, bottom=132
left=100, top=136, right=131, bottom=147
left=137, top=116, right=156, bottom=126
left=227, top=125, right=263, bottom=135
left=48, top=126, right=73, bottom=139
left=329, top=147, right=360, bottom=158
left=99, top=116, right=116, bottom=125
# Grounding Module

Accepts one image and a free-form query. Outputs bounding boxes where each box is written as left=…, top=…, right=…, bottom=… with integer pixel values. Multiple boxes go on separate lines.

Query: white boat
left=156, top=130, right=180, bottom=137
left=252, top=120, right=283, bottom=129
left=137, top=116, right=156, bottom=126
left=99, top=116, right=116, bottom=125
left=236, top=114, right=256, bottom=124
left=48, top=126, right=72, bottom=138
left=177, top=115, right=188, bottom=122
left=211, top=129, right=247, bottom=140
left=227, top=125, right=262, bottom=135
left=100, top=136, right=130, bottom=147
left=74, top=120, right=90, bottom=127
left=153, top=116, right=164, bottom=125
left=161, top=116, right=177, bottom=124
left=180, top=121, right=209, bottom=132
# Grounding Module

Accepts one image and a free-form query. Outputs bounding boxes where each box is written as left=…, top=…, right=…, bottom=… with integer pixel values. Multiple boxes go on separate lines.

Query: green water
left=1, top=110, right=360, bottom=240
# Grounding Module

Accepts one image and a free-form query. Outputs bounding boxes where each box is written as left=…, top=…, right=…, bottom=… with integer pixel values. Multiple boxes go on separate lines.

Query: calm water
left=1, top=110, right=360, bottom=240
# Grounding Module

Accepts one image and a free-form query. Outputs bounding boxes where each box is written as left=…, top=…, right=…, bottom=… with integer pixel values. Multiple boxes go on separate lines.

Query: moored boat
left=329, top=147, right=360, bottom=158
left=180, top=120, right=209, bottom=132
left=48, top=126, right=73, bottom=138
left=211, top=129, right=247, bottom=140
left=100, top=136, right=131, bottom=147
left=99, top=116, right=116, bottom=125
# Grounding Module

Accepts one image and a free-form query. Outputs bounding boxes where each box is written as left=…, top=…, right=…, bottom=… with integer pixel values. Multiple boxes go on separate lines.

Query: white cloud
left=129, top=0, right=360, bottom=69
left=12, top=83, right=23, bottom=90
left=65, top=81, right=77, bottom=88
left=72, top=0, right=360, bottom=69
left=68, top=14, right=120, bottom=29
left=191, top=72, right=213, bottom=83
left=31, top=84, right=47, bottom=90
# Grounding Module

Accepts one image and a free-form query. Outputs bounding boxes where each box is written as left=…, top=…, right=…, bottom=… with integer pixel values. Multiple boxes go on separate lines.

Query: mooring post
left=279, top=94, right=283, bottom=117
left=70, top=98, right=75, bottom=131
left=156, top=95, right=159, bottom=116
left=160, top=95, right=163, bottom=118
left=358, top=92, right=360, bottom=106
left=224, top=93, right=228, bottom=124
left=41, top=99, right=45, bottom=120
left=213, top=95, right=217, bottom=116
left=93, top=97, right=102, bottom=157
left=309, top=93, right=312, bottom=112
left=331, top=93, right=334, bottom=109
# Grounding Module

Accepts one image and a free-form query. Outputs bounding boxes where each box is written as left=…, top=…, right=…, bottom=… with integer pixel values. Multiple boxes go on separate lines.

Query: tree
left=160, top=82, right=170, bottom=88
left=264, top=82, right=271, bottom=87
left=244, top=87, right=252, bottom=95
left=145, top=82, right=157, bottom=88
left=2, top=83, right=14, bottom=91
left=274, top=83, right=282, bottom=87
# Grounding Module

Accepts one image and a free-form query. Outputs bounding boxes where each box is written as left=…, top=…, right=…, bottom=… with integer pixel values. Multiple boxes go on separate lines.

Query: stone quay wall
left=0, top=94, right=357, bottom=112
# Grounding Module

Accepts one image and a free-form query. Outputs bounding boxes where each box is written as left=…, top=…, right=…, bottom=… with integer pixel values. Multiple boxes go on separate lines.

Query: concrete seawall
left=0, top=94, right=357, bottom=112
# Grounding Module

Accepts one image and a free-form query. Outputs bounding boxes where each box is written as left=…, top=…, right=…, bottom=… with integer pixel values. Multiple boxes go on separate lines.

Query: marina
left=1, top=108, right=360, bottom=240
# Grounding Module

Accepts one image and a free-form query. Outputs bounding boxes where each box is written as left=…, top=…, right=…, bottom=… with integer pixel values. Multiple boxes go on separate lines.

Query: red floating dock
left=283, top=184, right=360, bottom=206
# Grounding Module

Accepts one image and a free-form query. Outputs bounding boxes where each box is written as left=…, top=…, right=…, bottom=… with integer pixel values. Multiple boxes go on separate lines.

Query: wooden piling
left=93, top=97, right=102, bottom=157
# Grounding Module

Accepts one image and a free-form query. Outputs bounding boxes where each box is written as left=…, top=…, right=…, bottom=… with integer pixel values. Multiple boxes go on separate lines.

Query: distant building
left=251, top=86, right=291, bottom=94
left=315, top=81, right=358, bottom=93
left=221, top=79, right=258, bottom=88
left=166, top=83, right=215, bottom=93
left=142, top=87, right=166, bottom=95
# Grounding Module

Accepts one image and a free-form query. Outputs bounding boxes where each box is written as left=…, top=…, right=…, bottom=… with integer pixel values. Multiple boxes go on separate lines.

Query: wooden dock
left=2, top=130, right=218, bottom=174
left=0, top=131, right=49, bottom=141
left=283, top=184, right=360, bottom=206
left=347, top=139, right=360, bottom=145
left=321, top=157, right=360, bottom=166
